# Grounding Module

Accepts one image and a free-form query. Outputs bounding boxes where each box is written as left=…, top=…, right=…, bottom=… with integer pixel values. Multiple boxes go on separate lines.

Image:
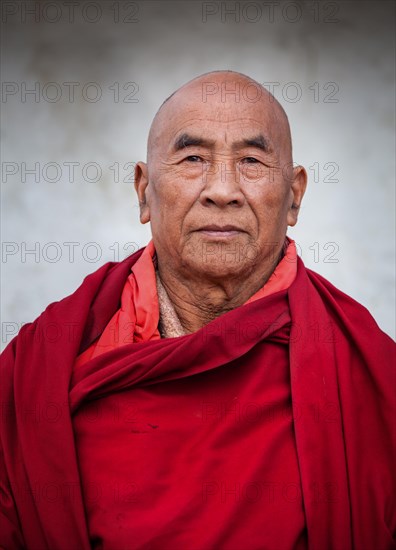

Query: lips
left=196, top=224, right=245, bottom=238
left=198, top=224, right=243, bottom=232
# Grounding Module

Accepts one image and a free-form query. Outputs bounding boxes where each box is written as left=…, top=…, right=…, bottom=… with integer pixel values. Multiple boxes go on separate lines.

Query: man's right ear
left=134, top=162, right=150, bottom=224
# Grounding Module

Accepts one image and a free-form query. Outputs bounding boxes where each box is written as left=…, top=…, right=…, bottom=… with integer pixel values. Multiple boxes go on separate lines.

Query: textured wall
left=1, top=0, right=395, bottom=349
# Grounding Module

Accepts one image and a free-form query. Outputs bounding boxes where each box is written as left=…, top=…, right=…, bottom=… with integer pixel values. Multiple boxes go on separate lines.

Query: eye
left=241, top=157, right=260, bottom=164
left=185, top=155, right=203, bottom=162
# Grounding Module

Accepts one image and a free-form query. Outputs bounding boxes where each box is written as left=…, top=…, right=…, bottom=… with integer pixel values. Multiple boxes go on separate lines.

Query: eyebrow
left=173, top=133, right=215, bottom=151
left=233, top=135, right=272, bottom=153
left=172, top=132, right=272, bottom=153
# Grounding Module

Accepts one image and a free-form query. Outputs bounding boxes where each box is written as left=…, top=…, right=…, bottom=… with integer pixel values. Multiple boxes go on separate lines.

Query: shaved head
left=147, top=70, right=292, bottom=165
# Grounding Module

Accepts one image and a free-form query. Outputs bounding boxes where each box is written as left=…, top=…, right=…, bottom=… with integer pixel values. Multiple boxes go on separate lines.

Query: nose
left=199, top=160, right=245, bottom=208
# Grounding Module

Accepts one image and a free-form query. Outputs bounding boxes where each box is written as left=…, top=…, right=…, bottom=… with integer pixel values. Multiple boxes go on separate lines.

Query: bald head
left=147, top=70, right=292, bottom=165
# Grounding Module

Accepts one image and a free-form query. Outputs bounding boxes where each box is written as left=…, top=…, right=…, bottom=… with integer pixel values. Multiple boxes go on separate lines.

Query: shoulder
left=294, top=259, right=394, bottom=345
left=1, top=247, right=146, bottom=358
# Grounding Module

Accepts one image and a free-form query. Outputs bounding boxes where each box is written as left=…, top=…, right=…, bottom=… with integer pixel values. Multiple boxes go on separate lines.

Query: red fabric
left=72, top=238, right=302, bottom=548
left=76, top=238, right=297, bottom=366
left=73, top=299, right=306, bottom=549
left=1, top=246, right=395, bottom=549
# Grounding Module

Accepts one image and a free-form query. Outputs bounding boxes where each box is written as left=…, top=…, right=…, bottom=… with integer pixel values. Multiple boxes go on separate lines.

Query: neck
left=156, top=253, right=283, bottom=334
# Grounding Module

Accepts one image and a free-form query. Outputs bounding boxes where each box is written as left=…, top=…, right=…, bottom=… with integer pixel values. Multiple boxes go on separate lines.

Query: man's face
left=135, top=76, right=306, bottom=283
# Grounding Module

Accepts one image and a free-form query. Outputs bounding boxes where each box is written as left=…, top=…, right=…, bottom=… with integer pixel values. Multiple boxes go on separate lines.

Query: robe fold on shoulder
left=1, top=243, right=395, bottom=550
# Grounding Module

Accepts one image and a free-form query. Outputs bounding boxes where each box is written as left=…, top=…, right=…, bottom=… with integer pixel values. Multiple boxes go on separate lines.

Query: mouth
left=197, top=224, right=245, bottom=238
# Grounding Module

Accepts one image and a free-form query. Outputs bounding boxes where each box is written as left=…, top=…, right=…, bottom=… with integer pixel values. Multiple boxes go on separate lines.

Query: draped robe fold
left=1, top=245, right=395, bottom=549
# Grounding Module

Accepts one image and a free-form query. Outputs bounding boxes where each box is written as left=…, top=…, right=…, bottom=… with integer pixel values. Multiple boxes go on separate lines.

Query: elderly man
left=1, top=71, right=395, bottom=550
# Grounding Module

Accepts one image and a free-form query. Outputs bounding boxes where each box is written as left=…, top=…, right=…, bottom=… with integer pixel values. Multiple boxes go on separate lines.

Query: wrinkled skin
left=135, top=71, right=307, bottom=333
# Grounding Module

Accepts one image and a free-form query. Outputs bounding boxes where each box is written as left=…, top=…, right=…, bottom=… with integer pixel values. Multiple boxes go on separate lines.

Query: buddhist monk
left=1, top=71, right=395, bottom=550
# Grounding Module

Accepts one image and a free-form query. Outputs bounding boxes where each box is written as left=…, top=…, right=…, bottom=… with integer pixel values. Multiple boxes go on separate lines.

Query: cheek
left=244, top=183, right=290, bottom=242
left=157, top=161, right=204, bottom=200
left=149, top=177, right=196, bottom=234
left=245, top=180, right=289, bottom=216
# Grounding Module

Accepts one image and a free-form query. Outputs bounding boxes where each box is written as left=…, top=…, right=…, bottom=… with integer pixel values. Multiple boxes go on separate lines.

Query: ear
left=287, top=165, right=307, bottom=227
left=134, top=162, right=151, bottom=224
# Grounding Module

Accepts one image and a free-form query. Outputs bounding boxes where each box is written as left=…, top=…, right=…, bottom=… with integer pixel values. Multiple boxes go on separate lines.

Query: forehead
left=170, top=114, right=274, bottom=146
left=156, top=82, right=281, bottom=144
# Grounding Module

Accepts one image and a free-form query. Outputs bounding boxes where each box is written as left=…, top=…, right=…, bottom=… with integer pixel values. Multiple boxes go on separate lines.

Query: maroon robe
left=1, top=247, right=395, bottom=549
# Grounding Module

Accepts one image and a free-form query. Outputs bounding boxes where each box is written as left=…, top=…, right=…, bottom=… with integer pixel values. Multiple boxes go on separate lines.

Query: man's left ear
left=287, top=165, right=307, bottom=227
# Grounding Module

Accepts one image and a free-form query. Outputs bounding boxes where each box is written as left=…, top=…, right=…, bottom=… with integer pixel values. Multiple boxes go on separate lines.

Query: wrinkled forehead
left=150, top=79, right=288, bottom=152
left=162, top=115, right=276, bottom=156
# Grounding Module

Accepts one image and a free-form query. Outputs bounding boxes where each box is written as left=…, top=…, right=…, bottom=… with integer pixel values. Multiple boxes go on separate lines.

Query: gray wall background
left=1, top=0, right=395, bottom=349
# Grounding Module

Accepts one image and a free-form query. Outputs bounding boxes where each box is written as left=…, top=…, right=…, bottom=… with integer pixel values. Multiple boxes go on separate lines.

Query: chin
left=180, top=233, right=259, bottom=278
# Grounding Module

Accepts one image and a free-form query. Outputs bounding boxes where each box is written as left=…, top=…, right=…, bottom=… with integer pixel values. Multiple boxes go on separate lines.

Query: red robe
left=1, top=246, right=395, bottom=549
left=75, top=238, right=298, bottom=362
